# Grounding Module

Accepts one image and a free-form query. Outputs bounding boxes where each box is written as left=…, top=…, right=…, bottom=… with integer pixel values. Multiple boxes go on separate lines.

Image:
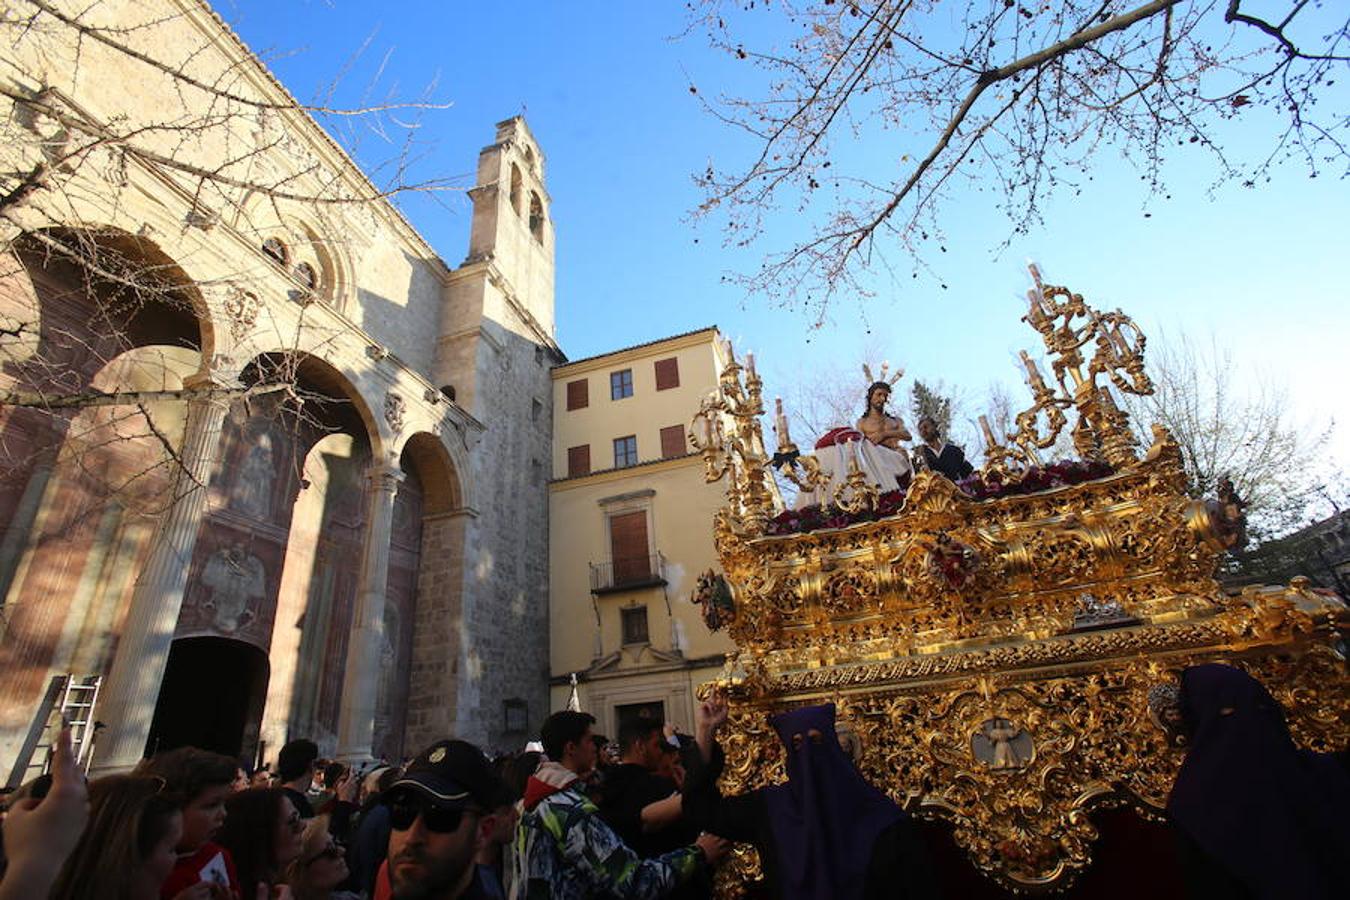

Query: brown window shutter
left=567, top=444, right=590, bottom=477
left=654, top=357, right=679, bottom=391
left=566, top=378, right=589, bottom=410
left=660, top=425, right=686, bottom=459
left=609, top=511, right=650, bottom=584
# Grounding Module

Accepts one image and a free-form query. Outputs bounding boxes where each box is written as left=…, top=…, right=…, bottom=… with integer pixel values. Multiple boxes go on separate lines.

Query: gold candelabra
left=985, top=264, right=1154, bottom=473
left=688, top=340, right=779, bottom=534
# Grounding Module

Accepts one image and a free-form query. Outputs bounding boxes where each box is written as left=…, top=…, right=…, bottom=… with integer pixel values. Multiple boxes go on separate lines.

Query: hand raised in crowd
left=0, top=725, right=89, bottom=900
left=694, top=692, right=730, bottom=764
left=695, top=832, right=730, bottom=865
left=334, top=771, right=359, bottom=804
left=696, top=693, right=730, bottom=733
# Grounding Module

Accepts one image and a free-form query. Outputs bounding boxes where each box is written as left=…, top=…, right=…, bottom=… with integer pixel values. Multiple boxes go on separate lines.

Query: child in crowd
left=136, top=747, right=242, bottom=898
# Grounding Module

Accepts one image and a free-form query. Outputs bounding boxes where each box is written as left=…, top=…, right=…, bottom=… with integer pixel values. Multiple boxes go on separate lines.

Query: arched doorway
left=145, top=637, right=269, bottom=760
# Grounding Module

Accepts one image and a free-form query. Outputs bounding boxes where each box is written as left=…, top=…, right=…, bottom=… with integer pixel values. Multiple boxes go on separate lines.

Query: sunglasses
left=386, top=794, right=478, bottom=834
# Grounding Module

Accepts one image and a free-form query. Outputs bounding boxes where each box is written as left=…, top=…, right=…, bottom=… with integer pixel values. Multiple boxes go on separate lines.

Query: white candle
left=979, top=414, right=997, bottom=449
left=745, top=351, right=756, bottom=377
left=774, top=398, right=791, bottom=447
left=701, top=415, right=713, bottom=446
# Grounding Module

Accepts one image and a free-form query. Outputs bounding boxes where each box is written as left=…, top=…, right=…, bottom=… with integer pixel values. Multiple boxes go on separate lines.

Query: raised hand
left=0, top=726, right=89, bottom=900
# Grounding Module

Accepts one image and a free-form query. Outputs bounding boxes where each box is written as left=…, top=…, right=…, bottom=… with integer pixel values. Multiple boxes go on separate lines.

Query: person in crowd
left=250, top=768, right=273, bottom=789
left=348, top=766, right=400, bottom=897
left=217, top=788, right=305, bottom=900
left=285, top=815, right=358, bottom=900
left=315, top=766, right=360, bottom=846
left=50, top=774, right=182, bottom=900
left=232, top=766, right=252, bottom=794
left=600, top=719, right=685, bottom=859
left=1166, top=663, right=1350, bottom=899
left=0, top=727, right=87, bottom=900
left=472, top=778, right=517, bottom=900
left=138, top=746, right=242, bottom=898
left=914, top=416, right=974, bottom=482
left=513, top=710, right=725, bottom=899
left=600, top=720, right=709, bottom=900
left=683, top=700, right=939, bottom=900
left=373, top=739, right=510, bottom=900
left=312, top=763, right=345, bottom=810
left=277, top=740, right=320, bottom=819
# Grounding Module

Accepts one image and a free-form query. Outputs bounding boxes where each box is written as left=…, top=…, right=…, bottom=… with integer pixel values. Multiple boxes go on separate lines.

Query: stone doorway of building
left=145, top=637, right=269, bottom=761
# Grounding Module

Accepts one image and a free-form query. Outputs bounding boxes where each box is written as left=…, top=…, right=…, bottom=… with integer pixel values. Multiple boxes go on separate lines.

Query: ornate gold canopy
left=688, top=274, right=1349, bottom=894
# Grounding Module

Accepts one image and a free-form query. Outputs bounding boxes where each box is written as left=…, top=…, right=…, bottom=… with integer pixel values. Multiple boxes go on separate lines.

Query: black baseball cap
left=387, top=739, right=501, bottom=808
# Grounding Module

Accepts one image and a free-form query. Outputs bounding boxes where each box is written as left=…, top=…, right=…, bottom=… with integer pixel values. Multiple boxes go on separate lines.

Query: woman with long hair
left=216, top=788, right=305, bottom=899
left=49, top=775, right=182, bottom=900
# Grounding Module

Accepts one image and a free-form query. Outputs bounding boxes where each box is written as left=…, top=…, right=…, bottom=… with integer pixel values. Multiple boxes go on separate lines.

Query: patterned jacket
left=511, top=762, right=702, bottom=899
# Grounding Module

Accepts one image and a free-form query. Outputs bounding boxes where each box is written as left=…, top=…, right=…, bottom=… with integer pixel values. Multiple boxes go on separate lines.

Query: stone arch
left=238, top=350, right=385, bottom=463
left=0, top=226, right=218, bottom=753
left=509, top=163, right=524, bottom=217
left=400, top=431, right=464, bottom=515
left=528, top=192, right=545, bottom=242
left=399, top=430, right=471, bottom=752
left=231, top=192, right=356, bottom=313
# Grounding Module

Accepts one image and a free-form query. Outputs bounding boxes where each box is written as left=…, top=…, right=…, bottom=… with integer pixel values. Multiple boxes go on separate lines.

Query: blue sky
left=217, top=1, right=1350, bottom=469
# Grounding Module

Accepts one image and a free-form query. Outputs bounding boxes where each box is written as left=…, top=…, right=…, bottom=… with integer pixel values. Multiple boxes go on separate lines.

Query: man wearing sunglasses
left=374, top=740, right=507, bottom=900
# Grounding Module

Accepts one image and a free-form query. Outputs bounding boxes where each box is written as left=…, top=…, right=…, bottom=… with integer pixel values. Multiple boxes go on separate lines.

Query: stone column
left=335, top=464, right=403, bottom=762
left=91, top=377, right=227, bottom=774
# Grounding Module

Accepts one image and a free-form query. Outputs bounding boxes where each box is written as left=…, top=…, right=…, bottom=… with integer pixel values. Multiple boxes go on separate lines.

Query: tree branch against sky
left=688, top=0, right=1349, bottom=318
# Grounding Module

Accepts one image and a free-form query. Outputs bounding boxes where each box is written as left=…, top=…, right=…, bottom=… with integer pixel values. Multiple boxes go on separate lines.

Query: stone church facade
left=0, top=0, right=555, bottom=777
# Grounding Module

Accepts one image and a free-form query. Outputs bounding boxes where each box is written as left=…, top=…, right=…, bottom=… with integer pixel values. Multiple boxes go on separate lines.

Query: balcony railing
left=590, top=552, right=666, bottom=594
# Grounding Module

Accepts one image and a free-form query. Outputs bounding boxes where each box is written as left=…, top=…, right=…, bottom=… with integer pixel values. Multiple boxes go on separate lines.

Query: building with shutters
left=548, top=328, right=736, bottom=735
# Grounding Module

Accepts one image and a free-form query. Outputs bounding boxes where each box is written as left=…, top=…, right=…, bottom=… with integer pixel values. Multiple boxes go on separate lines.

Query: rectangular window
left=610, top=369, right=634, bottom=400
left=566, top=378, right=588, bottom=410
left=613, top=435, right=638, bottom=468
left=660, top=425, right=687, bottom=459
left=654, top=357, right=680, bottom=391
left=609, top=510, right=650, bottom=584
left=620, top=606, right=649, bottom=645
left=503, top=698, right=528, bottom=734
left=567, top=445, right=591, bottom=478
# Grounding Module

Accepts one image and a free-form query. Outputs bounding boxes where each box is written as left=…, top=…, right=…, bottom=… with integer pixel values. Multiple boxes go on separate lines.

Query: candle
left=701, top=415, right=713, bottom=447
left=1027, top=260, right=1043, bottom=288
left=979, top=414, right=997, bottom=449
left=774, top=398, right=791, bottom=448
left=1026, top=289, right=1048, bottom=326
left=745, top=351, right=756, bottom=377
left=1020, top=351, right=1047, bottom=393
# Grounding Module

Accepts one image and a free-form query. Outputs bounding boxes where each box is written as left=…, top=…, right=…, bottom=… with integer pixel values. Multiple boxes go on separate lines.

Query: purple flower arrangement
left=765, top=459, right=1114, bottom=537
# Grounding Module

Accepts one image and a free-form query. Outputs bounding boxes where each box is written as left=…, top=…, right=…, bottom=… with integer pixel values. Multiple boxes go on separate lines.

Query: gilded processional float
left=686, top=267, right=1349, bottom=895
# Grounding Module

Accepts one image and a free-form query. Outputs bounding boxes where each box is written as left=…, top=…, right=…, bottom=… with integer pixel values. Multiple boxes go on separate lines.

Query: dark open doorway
left=145, top=637, right=269, bottom=761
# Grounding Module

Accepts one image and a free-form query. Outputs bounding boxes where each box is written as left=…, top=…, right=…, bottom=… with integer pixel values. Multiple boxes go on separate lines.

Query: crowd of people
left=0, top=664, right=1345, bottom=899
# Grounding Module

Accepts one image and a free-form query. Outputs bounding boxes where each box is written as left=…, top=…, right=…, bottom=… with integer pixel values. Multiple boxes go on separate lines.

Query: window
left=529, top=192, right=544, bottom=242
left=567, top=445, right=591, bottom=478
left=609, top=510, right=650, bottom=584
left=503, top=698, right=528, bottom=734
left=261, top=237, right=288, bottom=266
left=660, top=425, right=687, bottom=459
left=566, top=379, right=588, bottom=410
left=610, top=369, right=633, bottom=400
left=510, top=164, right=523, bottom=216
left=440, top=384, right=456, bottom=402
left=654, top=357, right=680, bottom=391
left=620, top=606, right=649, bottom=645
left=613, top=435, right=637, bottom=468
left=293, top=261, right=318, bottom=292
